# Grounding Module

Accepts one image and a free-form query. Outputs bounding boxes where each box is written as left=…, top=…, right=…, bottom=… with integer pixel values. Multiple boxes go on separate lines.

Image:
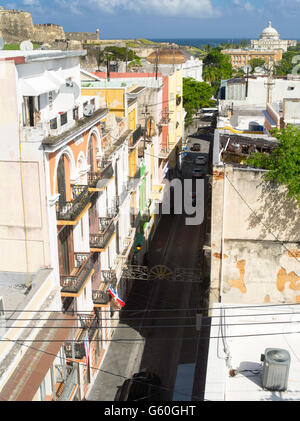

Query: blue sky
left=2, top=0, right=300, bottom=39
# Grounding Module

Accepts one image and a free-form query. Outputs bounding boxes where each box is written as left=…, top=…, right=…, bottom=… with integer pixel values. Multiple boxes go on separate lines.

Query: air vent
left=261, top=348, right=291, bottom=391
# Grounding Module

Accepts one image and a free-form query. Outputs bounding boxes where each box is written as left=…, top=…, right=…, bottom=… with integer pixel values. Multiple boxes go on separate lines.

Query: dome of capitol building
left=260, top=21, right=280, bottom=39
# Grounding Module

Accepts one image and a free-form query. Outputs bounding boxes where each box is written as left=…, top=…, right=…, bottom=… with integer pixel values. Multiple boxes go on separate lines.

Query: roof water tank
left=261, top=348, right=290, bottom=391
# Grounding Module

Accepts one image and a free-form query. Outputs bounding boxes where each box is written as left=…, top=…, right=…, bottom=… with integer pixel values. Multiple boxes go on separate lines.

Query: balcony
left=158, top=145, right=170, bottom=160
left=56, top=185, right=91, bottom=225
left=87, top=161, right=114, bottom=192
left=129, top=125, right=143, bottom=148
left=55, top=364, right=78, bottom=401
left=60, top=252, right=95, bottom=296
left=127, top=168, right=141, bottom=192
left=64, top=315, right=99, bottom=360
left=115, top=227, right=136, bottom=269
left=90, top=217, right=115, bottom=251
left=141, top=208, right=151, bottom=223
left=92, top=271, right=118, bottom=306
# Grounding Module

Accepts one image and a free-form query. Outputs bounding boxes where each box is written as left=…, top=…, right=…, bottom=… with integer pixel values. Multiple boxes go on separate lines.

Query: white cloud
left=88, top=0, right=220, bottom=18
left=22, top=0, right=40, bottom=5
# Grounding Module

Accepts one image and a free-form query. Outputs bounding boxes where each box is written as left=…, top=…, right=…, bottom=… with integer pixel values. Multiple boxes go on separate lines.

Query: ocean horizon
left=149, top=37, right=300, bottom=48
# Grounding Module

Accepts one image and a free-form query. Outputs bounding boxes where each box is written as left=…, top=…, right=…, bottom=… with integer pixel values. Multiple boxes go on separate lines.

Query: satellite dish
left=83, top=103, right=95, bottom=117
left=243, top=64, right=252, bottom=74
left=20, top=40, right=34, bottom=51
left=255, top=66, right=265, bottom=74
left=0, top=37, right=4, bottom=50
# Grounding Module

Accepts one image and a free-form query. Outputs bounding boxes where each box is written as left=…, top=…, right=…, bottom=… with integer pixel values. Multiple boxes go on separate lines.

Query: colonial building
left=251, top=21, right=297, bottom=52
left=221, top=48, right=282, bottom=69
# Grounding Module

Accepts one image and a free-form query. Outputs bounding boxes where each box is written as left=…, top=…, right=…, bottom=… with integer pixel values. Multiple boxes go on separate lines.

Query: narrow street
left=88, top=119, right=213, bottom=402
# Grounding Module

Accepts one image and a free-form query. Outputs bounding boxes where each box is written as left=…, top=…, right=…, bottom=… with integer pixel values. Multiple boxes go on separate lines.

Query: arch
left=53, top=147, right=76, bottom=200
left=86, top=127, right=101, bottom=172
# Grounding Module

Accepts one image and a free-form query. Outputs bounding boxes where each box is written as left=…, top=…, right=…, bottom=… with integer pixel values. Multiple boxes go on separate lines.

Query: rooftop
left=205, top=303, right=300, bottom=401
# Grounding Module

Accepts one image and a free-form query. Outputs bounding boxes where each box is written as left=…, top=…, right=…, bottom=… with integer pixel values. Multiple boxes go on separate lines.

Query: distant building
left=221, top=48, right=282, bottom=69
left=251, top=21, right=297, bottom=52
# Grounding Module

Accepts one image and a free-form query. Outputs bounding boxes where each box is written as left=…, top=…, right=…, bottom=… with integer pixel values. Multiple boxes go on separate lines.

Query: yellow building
left=221, top=48, right=282, bottom=69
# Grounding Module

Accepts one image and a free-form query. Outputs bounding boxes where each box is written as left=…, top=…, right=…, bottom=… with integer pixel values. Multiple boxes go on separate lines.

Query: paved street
left=87, top=119, right=213, bottom=402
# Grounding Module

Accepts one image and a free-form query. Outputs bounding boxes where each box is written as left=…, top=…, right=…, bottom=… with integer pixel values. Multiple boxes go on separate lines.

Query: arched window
left=57, top=154, right=66, bottom=205
left=88, top=133, right=97, bottom=172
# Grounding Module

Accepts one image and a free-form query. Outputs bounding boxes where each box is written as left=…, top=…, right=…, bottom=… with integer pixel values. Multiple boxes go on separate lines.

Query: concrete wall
left=210, top=165, right=300, bottom=305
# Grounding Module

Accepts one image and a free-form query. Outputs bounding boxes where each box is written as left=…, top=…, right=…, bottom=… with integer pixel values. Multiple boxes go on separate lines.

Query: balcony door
left=88, top=134, right=97, bottom=172
left=57, top=155, right=67, bottom=205
left=58, top=226, right=74, bottom=275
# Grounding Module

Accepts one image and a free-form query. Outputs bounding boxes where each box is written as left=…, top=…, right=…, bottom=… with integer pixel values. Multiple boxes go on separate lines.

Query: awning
left=21, top=74, right=58, bottom=96
left=0, top=312, right=77, bottom=401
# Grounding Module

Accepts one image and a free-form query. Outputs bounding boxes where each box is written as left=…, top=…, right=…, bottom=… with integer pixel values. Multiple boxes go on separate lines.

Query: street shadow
left=246, top=178, right=300, bottom=240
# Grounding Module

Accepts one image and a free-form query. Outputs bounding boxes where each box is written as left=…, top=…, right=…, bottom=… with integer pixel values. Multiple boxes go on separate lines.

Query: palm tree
left=202, top=66, right=218, bottom=85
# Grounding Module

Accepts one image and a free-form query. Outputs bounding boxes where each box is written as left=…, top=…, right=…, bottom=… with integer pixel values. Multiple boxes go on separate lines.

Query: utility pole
left=106, top=52, right=110, bottom=81
left=265, top=60, right=275, bottom=105
left=155, top=47, right=159, bottom=80
left=141, top=104, right=150, bottom=153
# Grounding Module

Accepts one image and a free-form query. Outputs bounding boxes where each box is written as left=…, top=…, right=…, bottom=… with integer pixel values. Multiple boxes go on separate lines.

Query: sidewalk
left=87, top=322, right=144, bottom=401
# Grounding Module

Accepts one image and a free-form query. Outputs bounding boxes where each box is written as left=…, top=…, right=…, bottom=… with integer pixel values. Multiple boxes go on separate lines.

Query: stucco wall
left=210, top=165, right=300, bottom=305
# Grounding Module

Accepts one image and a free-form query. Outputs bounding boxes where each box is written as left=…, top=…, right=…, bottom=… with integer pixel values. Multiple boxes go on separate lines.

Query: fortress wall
left=65, top=32, right=98, bottom=41
left=33, top=24, right=65, bottom=42
left=0, top=10, right=35, bottom=43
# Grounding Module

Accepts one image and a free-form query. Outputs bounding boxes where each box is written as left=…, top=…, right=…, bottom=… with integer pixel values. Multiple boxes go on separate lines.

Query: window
left=60, top=112, right=68, bottom=126
left=48, top=91, right=54, bottom=111
left=39, top=379, right=46, bottom=401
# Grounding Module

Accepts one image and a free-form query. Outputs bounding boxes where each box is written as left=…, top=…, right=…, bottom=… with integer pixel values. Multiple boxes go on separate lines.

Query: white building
left=205, top=303, right=300, bottom=401
left=251, top=21, right=297, bottom=52
left=219, top=75, right=300, bottom=110
left=181, top=52, right=203, bottom=82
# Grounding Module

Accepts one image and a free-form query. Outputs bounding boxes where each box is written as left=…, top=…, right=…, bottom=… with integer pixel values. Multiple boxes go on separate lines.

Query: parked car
left=195, top=156, right=207, bottom=165
left=192, top=167, right=204, bottom=178
left=190, top=143, right=201, bottom=151
left=114, top=371, right=161, bottom=401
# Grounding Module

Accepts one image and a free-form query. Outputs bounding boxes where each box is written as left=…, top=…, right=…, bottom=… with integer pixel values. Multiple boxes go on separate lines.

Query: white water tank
left=261, top=348, right=290, bottom=391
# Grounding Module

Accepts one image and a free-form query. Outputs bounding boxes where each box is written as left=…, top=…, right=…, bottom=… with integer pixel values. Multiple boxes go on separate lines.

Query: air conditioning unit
left=261, top=348, right=291, bottom=391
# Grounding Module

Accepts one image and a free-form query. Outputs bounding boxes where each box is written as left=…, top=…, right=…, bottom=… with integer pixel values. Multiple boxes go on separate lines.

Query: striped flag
left=84, top=332, right=90, bottom=365
left=108, top=285, right=125, bottom=307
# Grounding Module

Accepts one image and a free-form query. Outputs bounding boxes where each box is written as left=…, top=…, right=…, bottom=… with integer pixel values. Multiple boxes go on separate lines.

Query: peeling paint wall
left=210, top=164, right=300, bottom=305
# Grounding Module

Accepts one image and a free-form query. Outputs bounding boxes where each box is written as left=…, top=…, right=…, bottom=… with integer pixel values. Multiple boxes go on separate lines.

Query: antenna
left=20, top=40, right=34, bottom=51
left=0, top=37, right=4, bottom=50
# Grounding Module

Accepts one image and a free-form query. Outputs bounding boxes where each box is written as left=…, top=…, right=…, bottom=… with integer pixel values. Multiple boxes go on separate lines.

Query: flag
left=84, top=332, right=90, bottom=365
left=108, top=284, right=125, bottom=307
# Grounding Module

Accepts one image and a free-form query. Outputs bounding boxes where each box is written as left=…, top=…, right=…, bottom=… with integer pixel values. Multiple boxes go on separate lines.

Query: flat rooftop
left=205, top=303, right=300, bottom=401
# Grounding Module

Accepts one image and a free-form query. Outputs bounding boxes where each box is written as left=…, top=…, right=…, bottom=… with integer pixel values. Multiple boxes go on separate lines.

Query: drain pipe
left=219, top=138, right=230, bottom=303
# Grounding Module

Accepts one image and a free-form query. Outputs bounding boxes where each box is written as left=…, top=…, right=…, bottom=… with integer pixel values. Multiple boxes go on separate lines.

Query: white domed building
left=251, top=21, right=297, bottom=52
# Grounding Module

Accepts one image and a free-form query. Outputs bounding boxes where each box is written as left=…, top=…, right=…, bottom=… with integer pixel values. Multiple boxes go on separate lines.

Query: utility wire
left=3, top=301, right=300, bottom=314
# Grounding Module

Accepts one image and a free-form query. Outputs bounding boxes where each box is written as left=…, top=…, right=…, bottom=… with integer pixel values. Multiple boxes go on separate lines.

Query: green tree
left=248, top=58, right=266, bottom=72
left=182, top=77, right=214, bottom=127
left=275, top=50, right=300, bottom=76
left=202, top=48, right=233, bottom=97
left=246, top=125, right=300, bottom=205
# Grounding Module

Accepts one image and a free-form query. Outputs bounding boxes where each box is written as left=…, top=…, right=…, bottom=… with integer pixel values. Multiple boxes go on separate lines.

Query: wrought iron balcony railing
left=141, top=208, right=151, bottom=222
left=55, top=365, right=78, bottom=402
left=92, top=276, right=117, bottom=306
left=127, top=168, right=141, bottom=192
left=90, top=219, right=115, bottom=250
left=87, top=162, right=114, bottom=189
left=56, top=185, right=90, bottom=223
left=129, top=124, right=143, bottom=148
left=64, top=315, right=99, bottom=360
left=60, top=253, right=94, bottom=294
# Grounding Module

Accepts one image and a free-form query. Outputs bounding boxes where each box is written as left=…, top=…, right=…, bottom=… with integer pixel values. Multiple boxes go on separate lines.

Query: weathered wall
left=0, top=9, right=34, bottom=43
left=33, top=24, right=65, bottom=42
left=210, top=165, right=300, bottom=305
left=65, top=32, right=98, bottom=41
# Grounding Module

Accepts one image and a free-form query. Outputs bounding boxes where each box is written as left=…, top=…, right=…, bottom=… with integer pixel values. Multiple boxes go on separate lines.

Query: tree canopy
left=182, top=77, right=214, bottom=127
left=246, top=125, right=300, bottom=205
left=202, top=48, right=233, bottom=97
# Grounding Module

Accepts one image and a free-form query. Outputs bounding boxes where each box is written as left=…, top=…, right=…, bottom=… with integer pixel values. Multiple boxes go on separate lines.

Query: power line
left=3, top=301, right=300, bottom=314
left=0, top=335, right=203, bottom=402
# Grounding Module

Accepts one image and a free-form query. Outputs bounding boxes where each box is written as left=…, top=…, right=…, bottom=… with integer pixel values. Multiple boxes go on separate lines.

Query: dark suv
left=114, top=371, right=161, bottom=401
